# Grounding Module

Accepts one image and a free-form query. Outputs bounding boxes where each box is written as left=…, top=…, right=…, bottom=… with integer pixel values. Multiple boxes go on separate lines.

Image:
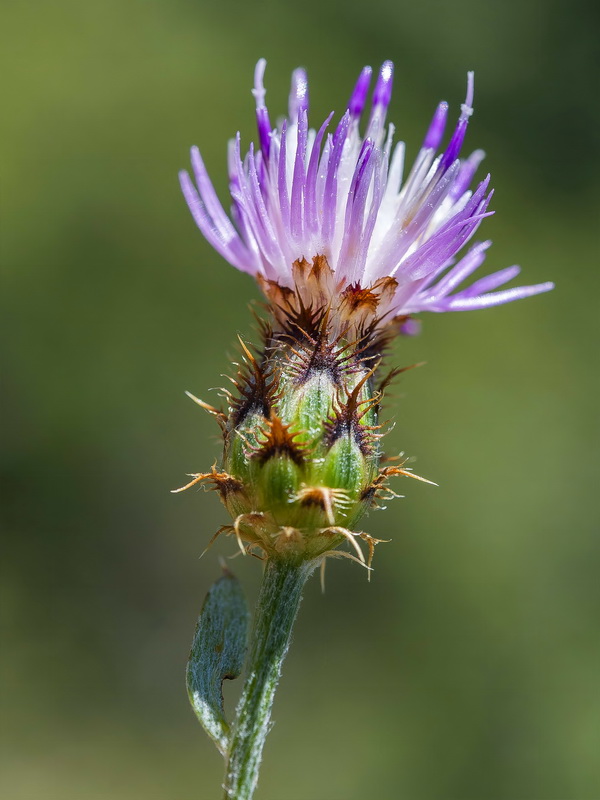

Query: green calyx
left=174, top=301, right=431, bottom=567
left=221, top=332, right=381, bottom=556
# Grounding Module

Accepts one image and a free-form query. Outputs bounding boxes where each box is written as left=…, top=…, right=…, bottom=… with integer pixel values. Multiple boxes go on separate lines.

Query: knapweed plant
left=175, top=59, right=553, bottom=800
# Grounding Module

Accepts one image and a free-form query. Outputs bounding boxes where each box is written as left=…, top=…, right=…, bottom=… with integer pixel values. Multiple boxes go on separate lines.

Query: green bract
left=174, top=257, right=431, bottom=568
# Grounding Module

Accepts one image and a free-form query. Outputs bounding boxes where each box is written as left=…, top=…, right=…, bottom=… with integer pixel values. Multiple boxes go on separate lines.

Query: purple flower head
left=180, top=60, right=553, bottom=332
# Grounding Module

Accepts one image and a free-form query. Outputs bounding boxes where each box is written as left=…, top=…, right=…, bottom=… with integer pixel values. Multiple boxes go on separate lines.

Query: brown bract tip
left=171, top=464, right=245, bottom=501
left=227, top=335, right=275, bottom=426
left=185, top=391, right=227, bottom=431
left=324, top=366, right=383, bottom=454
left=252, top=411, right=306, bottom=465
left=295, top=486, right=350, bottom=525
left=361, top=462, right=437, bottom=506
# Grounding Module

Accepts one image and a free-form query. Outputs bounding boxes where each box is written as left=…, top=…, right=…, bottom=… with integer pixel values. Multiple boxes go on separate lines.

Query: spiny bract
left=174, top=256, right=430, bottom=569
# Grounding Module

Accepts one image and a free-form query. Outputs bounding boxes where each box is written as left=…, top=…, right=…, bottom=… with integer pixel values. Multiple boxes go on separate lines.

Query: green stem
left=223, top=557, right=315, bottom=800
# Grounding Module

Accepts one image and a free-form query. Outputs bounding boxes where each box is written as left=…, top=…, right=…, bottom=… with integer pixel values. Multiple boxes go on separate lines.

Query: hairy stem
left=223, top=558, right=315, bottom=800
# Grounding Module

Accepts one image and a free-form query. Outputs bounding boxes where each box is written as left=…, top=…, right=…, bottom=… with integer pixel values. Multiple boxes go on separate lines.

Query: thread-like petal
left=180, top=60, right=553, bottom=328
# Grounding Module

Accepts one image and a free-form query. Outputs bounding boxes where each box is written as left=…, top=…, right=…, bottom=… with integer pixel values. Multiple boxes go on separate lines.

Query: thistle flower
left=177, top=59, right=552, bottom=569
left=177, top=60, right=554, bottom=800
left=181, top=59, right=552, bottom=329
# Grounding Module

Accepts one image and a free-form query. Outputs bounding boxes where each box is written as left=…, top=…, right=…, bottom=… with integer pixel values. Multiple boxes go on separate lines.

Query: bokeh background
left=2, top=0, right=599, bottom=798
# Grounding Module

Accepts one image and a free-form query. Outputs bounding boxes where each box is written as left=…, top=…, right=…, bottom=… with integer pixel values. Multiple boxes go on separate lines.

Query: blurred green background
left=2, top=0, right=599, bottom=798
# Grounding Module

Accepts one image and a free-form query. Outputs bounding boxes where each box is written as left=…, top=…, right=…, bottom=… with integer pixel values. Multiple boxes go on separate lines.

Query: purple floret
left=180, top=59, right=553, bottom=322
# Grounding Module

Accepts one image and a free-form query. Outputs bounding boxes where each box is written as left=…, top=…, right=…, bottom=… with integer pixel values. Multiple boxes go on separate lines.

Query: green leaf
left=187, top=565, right=250, bottom=754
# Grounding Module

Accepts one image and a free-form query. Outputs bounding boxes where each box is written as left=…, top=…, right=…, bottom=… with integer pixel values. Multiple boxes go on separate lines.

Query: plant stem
left=223, top=557, right=314, bottom=800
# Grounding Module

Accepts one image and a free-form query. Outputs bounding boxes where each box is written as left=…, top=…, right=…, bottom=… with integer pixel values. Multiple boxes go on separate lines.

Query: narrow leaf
left=187, top=565, right=250, bottom=754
